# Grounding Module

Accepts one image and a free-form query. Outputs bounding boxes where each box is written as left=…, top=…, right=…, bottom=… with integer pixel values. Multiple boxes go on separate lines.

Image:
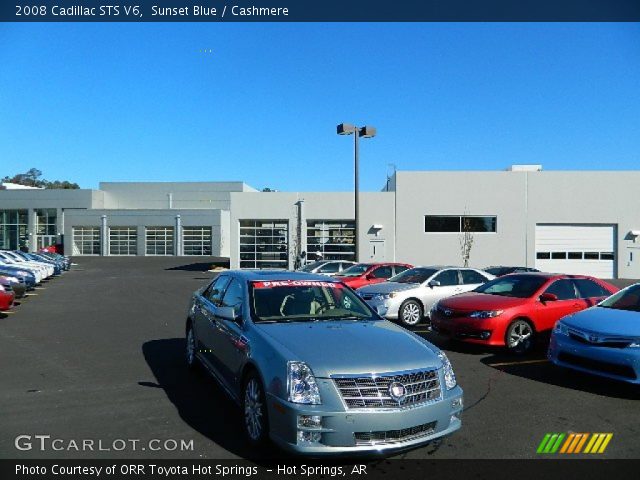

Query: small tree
left=459, top=215, right=474, bottom=267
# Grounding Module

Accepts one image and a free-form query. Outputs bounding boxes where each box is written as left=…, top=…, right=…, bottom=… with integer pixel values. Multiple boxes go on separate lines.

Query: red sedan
left=430, top=273, right=618, bottom=354
left=334, top=262, right=413, bottom=290
left=0, top=285, right=15, bottom=311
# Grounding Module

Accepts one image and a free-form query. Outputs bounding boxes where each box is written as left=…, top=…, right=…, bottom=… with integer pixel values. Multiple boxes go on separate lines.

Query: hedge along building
left=1, top=167, right=639, bottom=279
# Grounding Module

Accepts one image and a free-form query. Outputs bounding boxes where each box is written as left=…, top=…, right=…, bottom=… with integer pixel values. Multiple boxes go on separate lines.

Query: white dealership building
left=1, top=166, right=639, bottom=279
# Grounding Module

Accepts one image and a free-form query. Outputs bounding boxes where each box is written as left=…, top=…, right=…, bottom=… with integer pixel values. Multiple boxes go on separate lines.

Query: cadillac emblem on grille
left=388, top=382, right=406, bottom=402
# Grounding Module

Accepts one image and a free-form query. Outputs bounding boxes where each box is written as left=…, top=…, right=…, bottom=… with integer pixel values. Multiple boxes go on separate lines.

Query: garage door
left=535, top=225, right=616, bottom=278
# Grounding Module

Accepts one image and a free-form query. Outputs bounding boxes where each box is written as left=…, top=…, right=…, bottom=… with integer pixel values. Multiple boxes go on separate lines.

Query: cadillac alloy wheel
left=186, top=325, right=197, bottom=369
left=243, top=373, right=268, bottom=445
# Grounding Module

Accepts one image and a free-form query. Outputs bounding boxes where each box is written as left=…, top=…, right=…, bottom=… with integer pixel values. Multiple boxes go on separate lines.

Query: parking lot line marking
left=487, top=358, right=549, bottom=367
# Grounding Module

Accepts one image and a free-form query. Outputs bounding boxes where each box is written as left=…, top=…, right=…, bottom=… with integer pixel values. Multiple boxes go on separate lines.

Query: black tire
left=242, top=371, right=270, bottom=446
left=399, top=300, right=423, bottom=326
left=505, top=319, right=535, bottom=355
left=185, top=322, right=199, bottom=370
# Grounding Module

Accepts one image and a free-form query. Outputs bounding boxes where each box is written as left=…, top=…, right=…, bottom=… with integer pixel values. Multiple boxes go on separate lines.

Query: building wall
left=228, top=191, right=395, bottom=269
left=393, top=170, right=640, bottom=279
left=394, top=171, right=527, bottom=268
left=525, top=172, right=640, bottom=279
left=99, top=182, right=255, bottom=210
left=63, top=209, right=226, bottom=256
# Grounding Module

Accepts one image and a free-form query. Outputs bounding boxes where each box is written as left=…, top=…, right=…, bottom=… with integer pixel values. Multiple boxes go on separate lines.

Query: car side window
left=372, top=266, right=393, bottom=279
left=221, top=279, right=244, bottom=310
left=544, top=280, right=577, bottom=300
left=460, top=270, right=487, bottom=285
left=433, top=269, right=459, bottom=286
left=394, top=265, right=409, bottom=275
left=573, top=279, right=610, bottom=299
left=204, top=276, right=230, bottom=306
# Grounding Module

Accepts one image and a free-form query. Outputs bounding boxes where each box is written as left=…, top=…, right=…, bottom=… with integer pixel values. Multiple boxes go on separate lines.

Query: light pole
left=336, top=123, right=376, bottom=262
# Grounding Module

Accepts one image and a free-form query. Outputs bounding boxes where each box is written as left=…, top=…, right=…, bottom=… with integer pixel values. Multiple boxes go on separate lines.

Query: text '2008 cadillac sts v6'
left=185, top=270, right=463, bottom=456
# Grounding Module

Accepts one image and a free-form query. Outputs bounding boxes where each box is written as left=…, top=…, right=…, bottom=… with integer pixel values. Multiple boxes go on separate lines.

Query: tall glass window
left=109, top=227, right=137, bottom=256
left=182, top=227, right=212, bottom=256
left=72, top=227, right=101, bottom=255
left=306, top=220, right=355, bottom=261
left=0, top=210, right=29, bottom=250
left=145, top=227, right=174, bottom=256
left=35, top=209, right=57, bottom=236
left=239, top=220, right=288, bottom=269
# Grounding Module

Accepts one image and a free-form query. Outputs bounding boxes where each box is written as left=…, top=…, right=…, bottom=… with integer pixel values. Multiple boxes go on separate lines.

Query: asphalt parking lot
left=0, top=258, right=638, bottom=460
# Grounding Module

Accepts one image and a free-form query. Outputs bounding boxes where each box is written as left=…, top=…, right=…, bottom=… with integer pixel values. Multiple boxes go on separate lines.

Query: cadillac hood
left=256, top=320, right=442, bottom=377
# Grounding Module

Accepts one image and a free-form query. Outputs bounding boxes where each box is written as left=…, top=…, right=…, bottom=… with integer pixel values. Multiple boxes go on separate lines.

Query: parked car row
left=0, top=250, right=71, bottom=311
left=184, top=259, right=637, bottom=458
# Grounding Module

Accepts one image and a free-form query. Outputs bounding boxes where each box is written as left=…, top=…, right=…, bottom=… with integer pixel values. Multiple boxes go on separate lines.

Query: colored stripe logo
left=537, top=433, right=613, bottom=454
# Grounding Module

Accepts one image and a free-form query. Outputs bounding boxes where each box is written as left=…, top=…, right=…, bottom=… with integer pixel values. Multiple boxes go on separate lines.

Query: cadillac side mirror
left=216, top=306, right=241, bottom=322
left=428, top=280, right=441, bottom=288
left=539, top=293, right=558, bottom=303
left=365, top=273, right=375, bottom=280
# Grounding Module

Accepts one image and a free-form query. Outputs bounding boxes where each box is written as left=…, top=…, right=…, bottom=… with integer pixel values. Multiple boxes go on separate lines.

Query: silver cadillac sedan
left=185, top=270, right=463, bottom=456
left=357, top=266, right=494, bottom=326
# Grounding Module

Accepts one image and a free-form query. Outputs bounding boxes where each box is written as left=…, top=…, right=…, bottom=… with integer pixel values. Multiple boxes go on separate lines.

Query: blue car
left=549, top=283, right=640, bottom=384
left=0, top=265, right=37, bottom=290
left=186, top=270, right=463, bottom=455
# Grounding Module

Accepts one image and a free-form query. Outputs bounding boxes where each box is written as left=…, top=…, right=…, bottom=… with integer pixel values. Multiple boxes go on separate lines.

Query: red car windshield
left=474, top=275, right=549, bottom=298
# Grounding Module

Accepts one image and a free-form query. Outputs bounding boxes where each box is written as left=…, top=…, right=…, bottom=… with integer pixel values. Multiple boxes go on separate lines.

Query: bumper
left=363, top=298, right=401, bottom=320
left=266, top=386, right=463, bottom=456
left=549, top=333, right=640, bottom=384
left=431, top=313, right=505, bottom=346
left=0, top=293, right=15, bottom=311
left=10, top=284, right=26, bottom=299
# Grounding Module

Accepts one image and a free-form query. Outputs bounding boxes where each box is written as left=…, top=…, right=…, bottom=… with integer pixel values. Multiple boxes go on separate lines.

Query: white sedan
left=357, top=266, right=494, bottom=326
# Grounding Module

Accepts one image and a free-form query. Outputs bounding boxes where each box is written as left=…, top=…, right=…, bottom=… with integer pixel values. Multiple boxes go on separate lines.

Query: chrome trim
left=331, top=367, right=442, bottom=410
left=353, top=421, right=437, bottom=446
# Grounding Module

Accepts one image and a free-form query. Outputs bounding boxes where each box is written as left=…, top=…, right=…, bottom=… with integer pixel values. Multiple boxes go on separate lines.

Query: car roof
left=412, top=265, right=480, bottom=270
left=226, top=270, right=340, bottom=283
left=502, top=272, right=599, bottom=280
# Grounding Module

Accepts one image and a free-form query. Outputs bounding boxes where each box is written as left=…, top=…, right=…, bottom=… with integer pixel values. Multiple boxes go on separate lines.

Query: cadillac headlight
left=469, top=310, right=503, bottom=319
left=288, top=361, right=321, bottom=405
left=553, top=321, right=569, bottom=336
left=438, top=352, right=457, bottom=390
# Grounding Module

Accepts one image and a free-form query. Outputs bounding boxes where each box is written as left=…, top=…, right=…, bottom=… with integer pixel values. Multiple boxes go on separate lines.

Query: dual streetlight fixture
left=336, top=123, right=377, bottom=262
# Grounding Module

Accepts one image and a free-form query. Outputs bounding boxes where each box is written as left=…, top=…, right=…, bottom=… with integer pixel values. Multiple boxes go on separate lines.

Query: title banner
left=1, top=0, right=640, bottom=22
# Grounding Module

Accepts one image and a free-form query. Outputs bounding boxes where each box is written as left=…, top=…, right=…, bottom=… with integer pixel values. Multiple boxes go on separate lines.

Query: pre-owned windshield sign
left=253, top=280, right=342, bottom=288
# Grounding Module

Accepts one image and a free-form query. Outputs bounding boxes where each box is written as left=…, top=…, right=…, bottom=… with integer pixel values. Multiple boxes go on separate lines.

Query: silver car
left=185, top=270, right=463, bottom=456
left=297, top=260, right=356, bottom=276
left=357, top=266, right=494, bottom=327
